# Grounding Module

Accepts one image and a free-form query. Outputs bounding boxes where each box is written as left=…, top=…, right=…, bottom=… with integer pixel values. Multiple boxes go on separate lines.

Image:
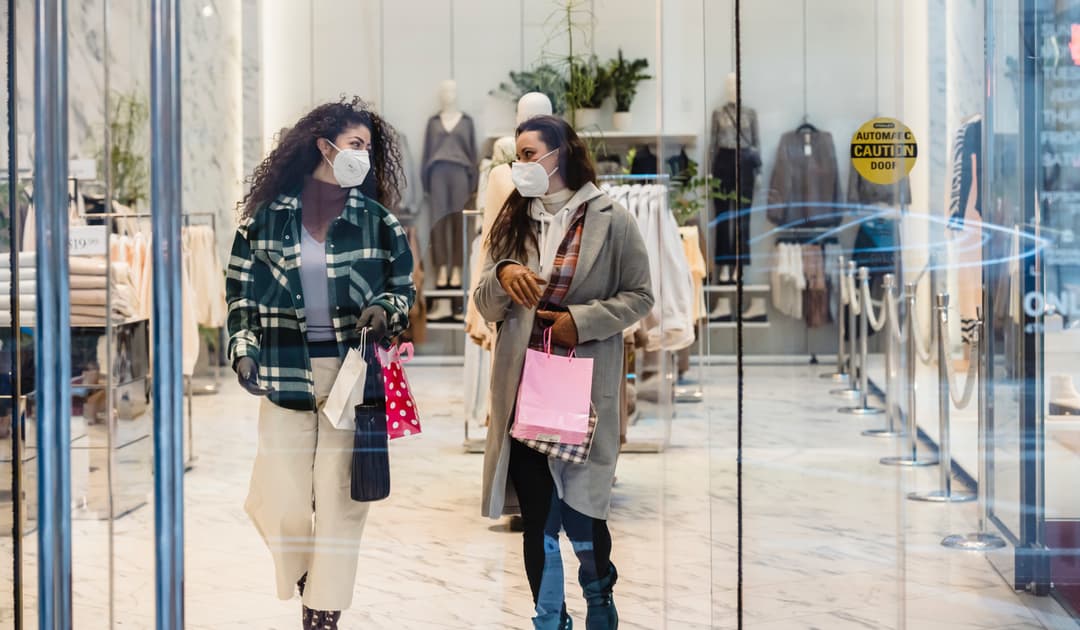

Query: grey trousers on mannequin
left=245, top=358, right=371, bottom=611
left=428, top=161, right=470, bottom=276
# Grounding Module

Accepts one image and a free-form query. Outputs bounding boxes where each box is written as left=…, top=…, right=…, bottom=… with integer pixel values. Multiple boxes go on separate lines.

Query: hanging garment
left=182, top=225, right=227, bottom=328
left=802, top=245, right=829, bottom=328
left=421, top=113, right=478, bottom=213
left=771, top=243, right=807, bottom=320
left=947, top=115, right=982, bottom=231
left=766, top=127, right=842, bottom=227
left=679, top=226, right=708, bottom=322
left=946, top=115, right=984, bottom=343
left=851, top=212, right=900, bottom=298
left=824, top=242, right=844, bottom=323
left=710, top=102, right=761, bottom=156
left=847, top=167, right=912, bottom=207
left=601, top=183, right=695, bottom=351
left=401, top=226, right=428, bottom=345
left=394, top=132, right=423, bottom=218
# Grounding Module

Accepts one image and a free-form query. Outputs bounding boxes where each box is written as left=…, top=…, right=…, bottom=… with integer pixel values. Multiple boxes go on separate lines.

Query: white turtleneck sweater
left=528, top=183, right=604, bottom=276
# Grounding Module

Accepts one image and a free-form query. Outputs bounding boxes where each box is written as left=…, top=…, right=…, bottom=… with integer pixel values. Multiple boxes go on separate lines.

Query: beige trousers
left=245, top=357, right=371, bottom=611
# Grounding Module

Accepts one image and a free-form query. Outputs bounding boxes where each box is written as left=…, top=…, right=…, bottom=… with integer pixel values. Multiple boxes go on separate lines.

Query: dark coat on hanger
left=766, top=127, right=841, bottom=228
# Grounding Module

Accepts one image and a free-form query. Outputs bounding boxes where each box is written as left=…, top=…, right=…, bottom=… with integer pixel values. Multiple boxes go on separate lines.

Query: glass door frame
left=983, top=0, right=1053, bottom=597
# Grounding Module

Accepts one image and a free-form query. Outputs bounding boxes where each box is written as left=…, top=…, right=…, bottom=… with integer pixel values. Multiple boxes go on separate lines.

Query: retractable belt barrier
left=821, top=255, right=851, bottom=383
left=831, top=261, right=861, bottom=400
left=908, top=294, right=976, bottom=504
left=840, top=267, right=885, bottom=416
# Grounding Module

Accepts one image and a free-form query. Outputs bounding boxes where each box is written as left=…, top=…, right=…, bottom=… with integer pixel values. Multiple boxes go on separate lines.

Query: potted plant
left=98, top=90, right=150, bottom=208
left=491, top=63, right=568, bottom=116
left=567, top=55, right=612, bottom=129
left=609, top=49, right=651, bottom=131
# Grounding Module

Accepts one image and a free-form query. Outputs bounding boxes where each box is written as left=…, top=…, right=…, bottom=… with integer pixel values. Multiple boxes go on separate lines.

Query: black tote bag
left=351, top=345, right=390, bottom=502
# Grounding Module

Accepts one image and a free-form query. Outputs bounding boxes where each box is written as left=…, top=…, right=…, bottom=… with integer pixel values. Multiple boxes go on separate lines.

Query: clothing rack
left=597, top=173, right=671, bottom=182
left=599, top=173, right=677, bottom=452
left=771, top=226, right=842, bottom=365
left=180, top=212, right=224, bottom=472
left=773, top=226, right=841, bottom=245
left=71, top=207, right=222, bottom=469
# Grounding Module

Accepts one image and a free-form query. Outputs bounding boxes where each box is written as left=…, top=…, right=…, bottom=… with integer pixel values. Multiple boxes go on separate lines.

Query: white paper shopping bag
left=322, top=332, right=369, bottom=431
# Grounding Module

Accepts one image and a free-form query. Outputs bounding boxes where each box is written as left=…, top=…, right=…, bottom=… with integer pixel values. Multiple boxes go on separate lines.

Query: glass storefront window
left=3, top=1, right=1080, bottom=628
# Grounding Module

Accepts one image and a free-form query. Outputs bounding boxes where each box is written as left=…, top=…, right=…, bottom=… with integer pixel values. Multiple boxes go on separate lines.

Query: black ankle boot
left=298, top=574, right=311, bottom=629
left=582, top=565, right=618, bottom=629
left=307, top=610, right=341, bottom=630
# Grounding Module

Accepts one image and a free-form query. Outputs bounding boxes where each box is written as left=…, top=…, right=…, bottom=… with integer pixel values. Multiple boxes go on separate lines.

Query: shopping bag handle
left=375, top=340, right=413, bottom=366
left=354, top=327, right=369, bottom=358
left=542, top=326, right=576, bottom=359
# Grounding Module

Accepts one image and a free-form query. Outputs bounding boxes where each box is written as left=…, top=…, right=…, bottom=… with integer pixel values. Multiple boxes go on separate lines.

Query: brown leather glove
left=537, top=310, right=579, bottom=348
left=497, top=263, right=547, bottom=309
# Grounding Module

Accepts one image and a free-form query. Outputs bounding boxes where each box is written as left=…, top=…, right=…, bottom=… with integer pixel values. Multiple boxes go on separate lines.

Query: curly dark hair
left=487, top=115, right=597, bottom=261
left=238, top=96, right=405, bottom=219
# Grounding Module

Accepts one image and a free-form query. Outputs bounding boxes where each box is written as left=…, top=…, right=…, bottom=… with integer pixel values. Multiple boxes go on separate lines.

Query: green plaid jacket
left=226, top=187, right=415, bottom=411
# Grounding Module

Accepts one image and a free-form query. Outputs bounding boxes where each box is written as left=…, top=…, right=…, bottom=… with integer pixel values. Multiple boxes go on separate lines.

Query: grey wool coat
left=473, top=187, right=654, bottom=520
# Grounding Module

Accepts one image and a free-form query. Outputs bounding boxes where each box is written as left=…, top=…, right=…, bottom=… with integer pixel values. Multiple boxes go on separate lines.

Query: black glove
left=356, top=305, right=389, bottom=343
left=235, top=356, right=274, bottom=396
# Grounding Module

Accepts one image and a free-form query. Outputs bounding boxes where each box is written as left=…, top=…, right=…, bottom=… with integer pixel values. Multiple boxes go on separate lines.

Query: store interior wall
left=245, top=0, right=933, bottom=357
left=0, top=0, right=243, bottom=259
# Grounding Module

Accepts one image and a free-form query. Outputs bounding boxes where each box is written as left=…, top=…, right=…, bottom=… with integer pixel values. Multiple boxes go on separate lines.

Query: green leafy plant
left=668, top=158, right=751, bottom=227
left=100, top=91, right=150, bottom=208
left=492, top=64, right=568, bottom=116
left=609, top=49, right=652, bottom=113
left=567, top=55, right=614, bottom=110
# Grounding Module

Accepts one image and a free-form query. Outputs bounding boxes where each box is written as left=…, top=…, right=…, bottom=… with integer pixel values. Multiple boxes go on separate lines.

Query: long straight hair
left=486, top=115, right=598, bottom=261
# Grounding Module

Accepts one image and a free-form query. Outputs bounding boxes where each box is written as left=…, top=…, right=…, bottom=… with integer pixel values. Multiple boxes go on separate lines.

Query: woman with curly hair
left=226, top=97, right=415, bottom=629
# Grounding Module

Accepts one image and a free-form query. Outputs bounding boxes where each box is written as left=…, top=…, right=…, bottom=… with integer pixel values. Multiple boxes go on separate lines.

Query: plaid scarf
left=529, top=203, right=587, bottom=350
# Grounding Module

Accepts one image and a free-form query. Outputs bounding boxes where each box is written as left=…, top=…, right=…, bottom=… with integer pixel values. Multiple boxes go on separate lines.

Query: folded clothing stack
left=0, top=253, right=140, bottom=326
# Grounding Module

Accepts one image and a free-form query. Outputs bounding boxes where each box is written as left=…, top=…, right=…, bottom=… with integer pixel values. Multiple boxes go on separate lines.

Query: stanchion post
left=832, top=261, right=860, bottom=399
left=841, top=267, right=884, bottom=415
left=909, top=293, right=974, bottom=503
left=822, top=255, right=850, bottom=382
left=881, top=283, right=938, bottom=467
left=942, top=319, right=1007, bottom=549
left=864, top=274, right=902, bottom=435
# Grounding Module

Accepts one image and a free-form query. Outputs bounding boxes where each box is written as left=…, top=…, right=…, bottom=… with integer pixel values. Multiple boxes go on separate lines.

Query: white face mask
left=323, top=139, right=371, bottom=188
left=511, top=148, right=559, bottom=198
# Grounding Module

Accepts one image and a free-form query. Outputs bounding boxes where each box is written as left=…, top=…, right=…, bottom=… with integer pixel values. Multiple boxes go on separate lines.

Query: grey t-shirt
left=300, top=225, right=335, bottom=342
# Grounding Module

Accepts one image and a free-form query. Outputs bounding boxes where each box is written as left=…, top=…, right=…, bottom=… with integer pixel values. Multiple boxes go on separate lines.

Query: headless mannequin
left=709, top=72, right=761, bottom=320
left=431, top=79, right=466, bottom=291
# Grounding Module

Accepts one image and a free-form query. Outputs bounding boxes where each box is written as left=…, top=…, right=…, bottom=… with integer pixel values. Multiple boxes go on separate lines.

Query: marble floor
left=2, top=363, right=1078, bottom=629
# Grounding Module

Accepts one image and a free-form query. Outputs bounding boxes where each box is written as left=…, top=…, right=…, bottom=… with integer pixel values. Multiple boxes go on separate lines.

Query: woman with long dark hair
left=226, top=97, right=415, bottom=629
left=474, top=115, right=654, bottom=629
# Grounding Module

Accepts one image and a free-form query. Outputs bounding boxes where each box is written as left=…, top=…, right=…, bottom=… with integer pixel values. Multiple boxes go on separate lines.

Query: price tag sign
left=69, top=225, right=107, bottom=256
left=69, top=159, right=97, bottom=181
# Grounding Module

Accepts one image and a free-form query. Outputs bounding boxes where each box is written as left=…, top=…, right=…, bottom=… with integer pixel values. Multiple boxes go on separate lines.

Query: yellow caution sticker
left=850, top=118, right=917, bottom=185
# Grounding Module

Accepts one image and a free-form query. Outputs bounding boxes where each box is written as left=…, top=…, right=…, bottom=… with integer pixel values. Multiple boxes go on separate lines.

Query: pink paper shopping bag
left=377, top=342, right=422, bottom=440
left=511, top=329, right=594, bottom=445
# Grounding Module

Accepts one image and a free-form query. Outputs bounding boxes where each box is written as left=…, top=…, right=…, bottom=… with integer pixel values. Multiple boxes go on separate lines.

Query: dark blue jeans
left=509, top=438, right=612, bottom=617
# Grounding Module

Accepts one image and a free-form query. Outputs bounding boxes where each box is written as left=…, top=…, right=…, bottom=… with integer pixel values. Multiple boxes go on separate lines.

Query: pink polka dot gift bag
left=377, top=342, right=422, bottom=439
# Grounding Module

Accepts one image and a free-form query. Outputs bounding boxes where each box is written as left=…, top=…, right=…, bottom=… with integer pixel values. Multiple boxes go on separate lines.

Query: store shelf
left=707, top=321, right=770, bottom=329
left=486, top=130, right=698, bottom=145
left=427, top=321, right=465, bottom=331
left=704, top=284, right=770, bottom=293
left=426, top=289, right=465, bottom=298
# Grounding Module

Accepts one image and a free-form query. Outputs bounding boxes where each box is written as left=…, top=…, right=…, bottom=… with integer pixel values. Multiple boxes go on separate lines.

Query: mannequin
left=422, top=80, right=478, bottom=319
left=709, top=72, right=760, bottom=318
